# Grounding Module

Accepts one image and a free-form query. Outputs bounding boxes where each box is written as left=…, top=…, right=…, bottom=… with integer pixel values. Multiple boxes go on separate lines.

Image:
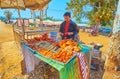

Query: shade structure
left=27, top=0, right=51, bottom=10
left=0, top=0, right=51, bottom=17
left=0, top=0, right=25, bottom=9
left=0, top=0, right=51, bottom=10
left=0, top=0, right=51, bottom=34
left=0, top=0, right=26, bottom=33
left=23, top=0, right=51, bottom=10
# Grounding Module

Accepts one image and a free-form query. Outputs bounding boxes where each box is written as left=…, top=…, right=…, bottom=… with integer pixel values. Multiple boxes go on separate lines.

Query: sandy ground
left=0, top=21, right=23, bottom=79
left=0, top=20, right=119, bottom=79
left=0, top=21, right=14, bottom=43
left=103, top=70, right=120, bottom=79
left=79, top=31, right=110, bottom=60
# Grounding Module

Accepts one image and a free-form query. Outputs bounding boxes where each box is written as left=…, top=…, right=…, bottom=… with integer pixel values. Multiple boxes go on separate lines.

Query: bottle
left=50, top=32, right=57, bottom=41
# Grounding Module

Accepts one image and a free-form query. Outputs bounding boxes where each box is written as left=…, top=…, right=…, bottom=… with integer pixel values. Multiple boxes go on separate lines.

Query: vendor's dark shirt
left=59, top=20, right=78, bottom=40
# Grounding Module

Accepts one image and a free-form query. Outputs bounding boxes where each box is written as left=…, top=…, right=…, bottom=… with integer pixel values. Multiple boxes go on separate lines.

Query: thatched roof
left=0, top=0, right=51, bottom=10
left=0, top=0, right=25, bottom=9
left=24, top=0, right=51, bottom=10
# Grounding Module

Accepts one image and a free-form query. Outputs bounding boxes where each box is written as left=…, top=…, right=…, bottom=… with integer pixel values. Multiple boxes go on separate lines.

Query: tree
left=4, top=10, right=13, bottom=23
left=67, top=0, right=120, bottom=78
left=66, top=0, right=118, bottom=26
left=106, top=0, right=120, bottom=70
left=44, top=16, right=55, bottom=21
left=103, top=0, right=120, bottom=78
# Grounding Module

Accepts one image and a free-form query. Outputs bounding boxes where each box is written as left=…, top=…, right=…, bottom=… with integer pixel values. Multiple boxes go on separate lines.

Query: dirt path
left=0, top=21, right=23, bottom=79
left=0, top=41, right=23, bottom=79
left=79, top=31, right=110, bottom=60
left=103, top=71, right=120, bottom=79
left=0, top=21, right=14, bottom=43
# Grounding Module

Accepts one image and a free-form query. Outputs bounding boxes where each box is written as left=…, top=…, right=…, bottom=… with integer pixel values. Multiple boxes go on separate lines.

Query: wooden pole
left=40, top=11, right=43, bottom=30
left=18, top=9, right=21, bottom=18
left=16, top=0, right=25, bottom=37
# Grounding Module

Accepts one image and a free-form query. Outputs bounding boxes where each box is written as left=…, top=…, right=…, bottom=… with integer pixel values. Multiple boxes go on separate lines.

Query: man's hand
left=67, top=32, right=73, bottom=35
left=59, top=32, right=63, bottom=36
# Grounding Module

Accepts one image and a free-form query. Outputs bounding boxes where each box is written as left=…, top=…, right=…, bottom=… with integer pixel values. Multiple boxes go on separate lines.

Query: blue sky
left=0, top=0, right=90, bottom=23
left=0, top=0, right=70, bottom=19
left=47, top=0, right=70, bottom=20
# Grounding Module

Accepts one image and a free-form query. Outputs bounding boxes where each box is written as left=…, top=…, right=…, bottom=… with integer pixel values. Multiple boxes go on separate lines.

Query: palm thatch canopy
left=24, top=0, right=51, bottom=10
left=0, top=0, right=25, bottom=9
left=0, top=0, right=51, bottom=10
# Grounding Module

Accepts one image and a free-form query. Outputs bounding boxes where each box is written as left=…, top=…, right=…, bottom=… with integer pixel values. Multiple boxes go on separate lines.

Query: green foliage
left=35, top=16, right=55, bottom=21
left=36, top=16, right=40, bottom=19
left=44, top=16, right=62, bottom=21
left=66, top=0, right=119, bottom=27
left=44, top=16, right=55, bottom=21
left=4, top=10, right=13, bottom=22
left=36, top=16, right=62, bottom=21
left=66, top=0, right=89, bottom=23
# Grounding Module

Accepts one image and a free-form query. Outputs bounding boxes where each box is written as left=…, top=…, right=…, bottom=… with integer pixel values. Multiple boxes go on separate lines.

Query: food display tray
left=49, top=53, right=77, bottom=65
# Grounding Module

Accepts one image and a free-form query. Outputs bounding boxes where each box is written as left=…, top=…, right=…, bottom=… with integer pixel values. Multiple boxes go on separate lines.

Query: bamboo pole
left=18, top=9, right=21, bottom=18
left=16, top=0, right=25, bottom=38
left=39, top=11, right=43, bottom=30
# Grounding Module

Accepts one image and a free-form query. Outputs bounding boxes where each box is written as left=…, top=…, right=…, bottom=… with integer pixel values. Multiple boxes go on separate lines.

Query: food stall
left=11, top=6, right=92, bottom=78
left=21, top=33, right=93, bottom=79
left=12, top=15, right=93, bottom=79
left=13, top=18, right=59, bottom=49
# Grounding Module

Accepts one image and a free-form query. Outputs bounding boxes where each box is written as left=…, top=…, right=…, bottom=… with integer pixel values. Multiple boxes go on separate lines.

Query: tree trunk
left=104, top=0, right=120, bottom=71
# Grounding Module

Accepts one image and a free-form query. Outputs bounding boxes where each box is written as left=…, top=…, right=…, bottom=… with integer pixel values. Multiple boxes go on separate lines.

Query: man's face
left=64, top=16, right=70, bottom=22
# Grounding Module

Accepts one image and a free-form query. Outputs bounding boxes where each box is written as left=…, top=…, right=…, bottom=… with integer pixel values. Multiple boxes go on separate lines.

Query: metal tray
left=36, top=46, right=58, bottom=58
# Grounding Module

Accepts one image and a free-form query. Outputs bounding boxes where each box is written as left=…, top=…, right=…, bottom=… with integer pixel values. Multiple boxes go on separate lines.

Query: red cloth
left=64, top=22, right=70, bottom=37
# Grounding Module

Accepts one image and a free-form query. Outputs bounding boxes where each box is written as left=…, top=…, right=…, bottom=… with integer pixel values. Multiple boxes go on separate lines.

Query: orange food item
left=38, top=39, right=80, bottom=63
left=51, top=49, right=73, bottom=63
left=59, top=40, right=66, bottom=47
left=66, top=39, right=72, bottom=45
left=72, top=46, right=80, bottom=52
left=58, top=39, right=79, bottom=48
left=45, top=51, right=53, bottom=56
left=38, top=48, right=49, bottom=56
left=72, top=42, right=78, bottom=46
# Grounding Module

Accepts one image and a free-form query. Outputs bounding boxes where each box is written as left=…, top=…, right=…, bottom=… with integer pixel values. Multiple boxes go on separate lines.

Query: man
left=59, top=12, right=78, bottom=40
left=91, top=18, right=101, bottom=36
